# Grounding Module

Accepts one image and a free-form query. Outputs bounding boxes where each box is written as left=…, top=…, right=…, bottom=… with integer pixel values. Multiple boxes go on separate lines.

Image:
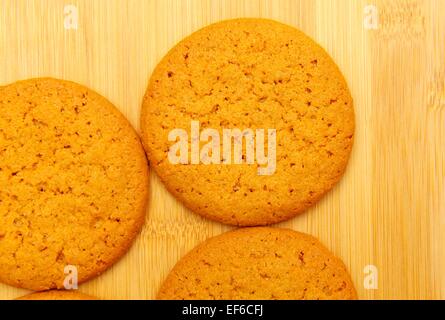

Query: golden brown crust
left=16, top=290, right=97, bottom=300
left=158, top=227, right=357, bottom=300
left=141, top=18, right=354, bottom=226
left=0, top=78, right=149, bottom=291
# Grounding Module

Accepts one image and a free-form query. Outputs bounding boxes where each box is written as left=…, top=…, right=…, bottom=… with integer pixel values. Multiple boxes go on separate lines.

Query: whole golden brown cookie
left=141, top=18, right=354, bottom=226
left=16, top=290, right=97, bottom=300
left=0, top=78, right=149, bottom=291
left=158, top=227, right=357, bottom=300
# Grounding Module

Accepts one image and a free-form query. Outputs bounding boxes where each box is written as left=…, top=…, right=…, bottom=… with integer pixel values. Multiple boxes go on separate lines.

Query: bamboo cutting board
left=0, top=0, right=444, bottom=300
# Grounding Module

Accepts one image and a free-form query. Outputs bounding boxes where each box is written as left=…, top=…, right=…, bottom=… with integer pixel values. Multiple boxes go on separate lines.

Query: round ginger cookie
left=158, top=227, right=357, bottom=300
left=141, top=18, right=354, bottom=226
left=0, top=78, right=149, bottom=291
left=16, top=290, right=97, bottom=300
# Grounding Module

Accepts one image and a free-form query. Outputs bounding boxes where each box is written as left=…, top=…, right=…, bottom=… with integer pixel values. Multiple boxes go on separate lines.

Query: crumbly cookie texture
left=16, top=290, right=97, bottom=300
left=141, top=18, right=354, bottom=226
left=0, top=78, right=149, bottom=291
left=158, top=227, right=357, bottom=300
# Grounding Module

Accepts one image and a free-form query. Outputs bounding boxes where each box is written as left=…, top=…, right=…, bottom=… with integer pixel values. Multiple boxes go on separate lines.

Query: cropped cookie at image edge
left=141, top=18, right=355, bottom=226
left=0, top=78, right=149, bottom=291
left=16, top=290, right=98, bottom=300
left=158, top=227, right=357, bottom=300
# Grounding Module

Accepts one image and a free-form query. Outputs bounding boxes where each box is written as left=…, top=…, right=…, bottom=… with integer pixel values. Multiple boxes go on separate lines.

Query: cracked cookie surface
left=158, top=227, right=357, bottom=300
left=0, top=78, right=149, bottom=290
left=141, top=18, right=354, bottom=226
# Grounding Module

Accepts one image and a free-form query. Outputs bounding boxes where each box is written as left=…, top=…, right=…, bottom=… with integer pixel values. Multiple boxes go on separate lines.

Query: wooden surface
left=0, top=0, right=444, bottom=300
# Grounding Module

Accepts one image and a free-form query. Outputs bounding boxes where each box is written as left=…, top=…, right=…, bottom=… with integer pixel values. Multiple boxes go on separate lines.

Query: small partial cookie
left=16, top=290, right=97, bottom=300
left=158, top=227, right=357, bottom=300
